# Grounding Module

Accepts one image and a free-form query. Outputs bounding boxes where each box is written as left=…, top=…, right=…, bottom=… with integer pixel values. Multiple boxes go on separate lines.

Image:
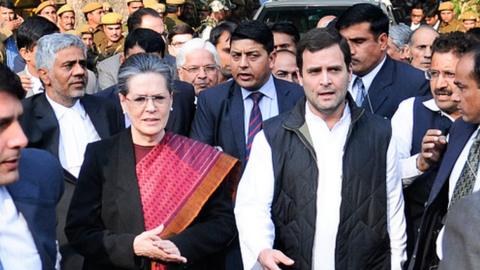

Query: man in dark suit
left=190, top=20, right=304, bottom=169
left=96, top=28, right=195, bottom=136
left=19, top=33, right=123, bottom=270
left=0, top=63, right=63, bottom=270
left=337, top=3, right=430, bottom=119
left=408, top=46, right=480, bottom=270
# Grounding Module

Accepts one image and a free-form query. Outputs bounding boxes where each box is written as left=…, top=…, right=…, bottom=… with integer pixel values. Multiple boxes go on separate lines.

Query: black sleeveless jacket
left=263, top=96, right=392, bottom=270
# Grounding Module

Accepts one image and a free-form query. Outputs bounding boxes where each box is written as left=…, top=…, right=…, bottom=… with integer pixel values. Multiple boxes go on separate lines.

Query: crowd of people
left=1, top=0, right=480, bottom=269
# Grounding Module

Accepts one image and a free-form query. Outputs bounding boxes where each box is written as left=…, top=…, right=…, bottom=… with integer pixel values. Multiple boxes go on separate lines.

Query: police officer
left=438, top=1, right=461, bottom=33
left=35, top=0, right=57, bottom=23
left=57, top=4, right=75, bottom=33
left=97, top=12, right=124, bottom=61
left=165, top=0, right=188, bottom=31
left=82, top=2, right=106, bottom=47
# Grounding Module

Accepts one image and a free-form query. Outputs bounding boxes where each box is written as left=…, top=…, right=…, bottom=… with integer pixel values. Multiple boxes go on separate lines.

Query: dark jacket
left=263, top=96, right=392, bottom=270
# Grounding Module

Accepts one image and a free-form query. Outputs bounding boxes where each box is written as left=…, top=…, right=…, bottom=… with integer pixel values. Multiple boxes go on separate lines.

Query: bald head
left=408, top=26, right=439, bottom=71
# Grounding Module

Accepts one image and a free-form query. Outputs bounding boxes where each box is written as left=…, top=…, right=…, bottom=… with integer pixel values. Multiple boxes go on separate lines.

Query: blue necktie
left=354, top=77, right=366, bottom=106
left=245, top=92, right=264, bottom=160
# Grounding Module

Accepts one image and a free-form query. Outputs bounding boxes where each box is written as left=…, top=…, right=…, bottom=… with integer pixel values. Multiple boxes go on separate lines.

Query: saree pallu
left=136, top=132, right=239, bottom=269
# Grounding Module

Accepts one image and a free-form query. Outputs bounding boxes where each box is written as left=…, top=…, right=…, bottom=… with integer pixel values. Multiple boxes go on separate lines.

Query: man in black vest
left=391, top=31, right=472, bottom=259
left=234, top=27, right=407, bottom=270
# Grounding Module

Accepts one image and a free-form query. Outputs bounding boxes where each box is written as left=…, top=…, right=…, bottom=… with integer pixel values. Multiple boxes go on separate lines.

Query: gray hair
left=389, top=23, right=412, bottom=50
left=176, top=38, right=220, bottom=68
left=408, top=25, right=438, bottom=46
left=36, top=33, right=86, bottom=71
left=118, top=53, right=175, bottom=95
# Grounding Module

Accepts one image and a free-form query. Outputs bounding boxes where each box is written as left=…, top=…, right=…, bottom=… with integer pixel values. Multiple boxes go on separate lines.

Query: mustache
left=433, top=87, right=452, bottom=96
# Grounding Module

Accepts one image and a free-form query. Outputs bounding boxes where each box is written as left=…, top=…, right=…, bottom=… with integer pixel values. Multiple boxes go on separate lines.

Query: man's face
left=81, top=34, right=94, bottom=48
left=216, top=31, right=232, bottom=77
left=300, top=45, right=351, bottom=118
left=128, top=1, right=144, bottom=15
left=429, top=52, right=461, bottom=115
left=463, top=19, right=477, bottom=31
left=411, top=8, right=424, bottom=25
left=88, top=8, right=105, bottom=25
left=230, top=38, right=273, bottom=91
left=168, top=34, right=193, bottom=57
left=273, top=32, right=296, bottom=53
left=103, top=24, right=122, bottom=43
left=139, top=15, right=165, bottom=34
left=41, top=46, right=87, bottom=107
left=59, top=11, right=75, bottom=32
left=272, top=51, right=299, bottom=84
left=0, top=6, right=15, bottom=22
left=387, top=38, right=408, bottom=63
left=39, top=6, right=57, bottom=23
left=454, top=53, right=480, bottom=123
left=340, top=22, right=387, bottom=76
left=409, top=28, right=439, bottom=71
left=0, top=92, right=28, bottom=185
left=425, top=15, right=439, bottom=26
left=440, top=10, right=454, bottom=23
left=178, top=48, right=219, bottom=95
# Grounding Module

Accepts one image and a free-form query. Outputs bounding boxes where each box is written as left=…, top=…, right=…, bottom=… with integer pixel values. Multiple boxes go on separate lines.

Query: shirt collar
left=350, top=55, right=387, bottom=92
left=24, top=66, right=44, bottom=94
left=305, top=100, right=351, bottom=130
left=45, top=93, right=86, bottom=120
left=423, top=98, right=456, bottom=121
left=241, top=74, right=276, bottom=100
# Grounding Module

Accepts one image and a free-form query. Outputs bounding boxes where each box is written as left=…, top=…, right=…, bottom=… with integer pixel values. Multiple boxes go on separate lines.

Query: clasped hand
left=133, top=224, right=187, bottom=264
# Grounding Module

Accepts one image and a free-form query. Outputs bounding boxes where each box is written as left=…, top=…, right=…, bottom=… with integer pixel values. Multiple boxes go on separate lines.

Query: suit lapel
left=274, top=78, right=291, bottom=113
left=81, top=95, right=109, bottom=139
left=114, top=130, right=146, bottom=233
left=34, top=95, right=60, bottom=157
left=367, top=56, right=394, bottom=113
left=428, top=120, right=478, bottom=203
left=228, top=83, right=247, bottom=160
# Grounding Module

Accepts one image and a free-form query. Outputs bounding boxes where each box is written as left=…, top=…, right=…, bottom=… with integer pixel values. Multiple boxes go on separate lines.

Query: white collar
left=422, top=98, right=456, bottom=121
left=45, top=94, right=86, bottom=121
left=350, top=55, right=387, bottom=92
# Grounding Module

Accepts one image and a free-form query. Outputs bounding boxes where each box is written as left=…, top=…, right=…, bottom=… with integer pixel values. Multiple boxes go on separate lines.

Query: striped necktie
left=245, top=91, right=264, bottom=160
left=354, top=77, right=366, bottom=106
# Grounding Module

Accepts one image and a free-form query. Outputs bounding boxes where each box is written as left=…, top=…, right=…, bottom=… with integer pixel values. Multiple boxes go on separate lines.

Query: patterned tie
left=450, top=131, right=480, bottom=207
left=354, top=77, right=366, bottom=106
left=245, top=91, right=264, bottom=160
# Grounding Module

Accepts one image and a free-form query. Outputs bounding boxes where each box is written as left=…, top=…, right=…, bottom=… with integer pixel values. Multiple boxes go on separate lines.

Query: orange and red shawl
left=136, top=132, right=239, bottom=268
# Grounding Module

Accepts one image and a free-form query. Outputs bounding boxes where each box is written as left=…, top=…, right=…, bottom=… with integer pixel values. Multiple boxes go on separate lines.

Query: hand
left=19, top=74, right=33, bottom=92
left=416, top=129, right=447, bottom=172
left=133, top=225, right=187, bottom=264
left=153, top=239, right=187, bottom=263
left=258, top=248, right=294, bottom=270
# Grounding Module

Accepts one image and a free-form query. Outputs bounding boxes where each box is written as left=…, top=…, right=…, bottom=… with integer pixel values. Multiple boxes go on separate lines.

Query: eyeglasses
left=170, top=41, right=187, bottom=48
left=124, top=95, right=170, bottom=108
left=181, top=64, right=218, bottom=75
left=425, top=69, right=456, bottom=80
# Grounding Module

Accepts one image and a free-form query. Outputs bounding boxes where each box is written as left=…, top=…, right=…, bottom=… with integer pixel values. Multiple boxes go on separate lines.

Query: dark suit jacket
left=19, top=93, right=124, bottom=269
left=7, top=148, right=64, bottom=270
left=65, top=129, right=236, bottom=270
left=96, top=80, right=196, bottom=136
left=190, top=77, right=304, bottom=169
left=365, top=56, right=430, bottom=119
left=408, top=119, right=479, bottom=270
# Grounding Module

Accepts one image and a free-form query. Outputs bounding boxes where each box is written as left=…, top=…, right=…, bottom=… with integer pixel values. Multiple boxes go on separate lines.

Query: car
left=253, top=0, right=400, bottom=34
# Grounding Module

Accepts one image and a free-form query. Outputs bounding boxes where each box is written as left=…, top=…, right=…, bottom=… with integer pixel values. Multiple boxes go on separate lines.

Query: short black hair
left=269, top=21, right=300, bottom=44
left=16, top=16, right=59, bottom=51
left=167, top=24, right=195, bottom=43
left=209, top=21, right=237, bottom=46
left=425, top=7, right=439, bottom=18
left=296, top=28, right=351, bottom=73
left=0, top=0, right=14, bottom=10
left=124, top=28, right=165, bottom=57
left=0, top=63, right=25, bottom=99
left=336, top=3, right=389, bottom=38
left=127, top=8, right=162, bottom=33
left=432, top=31, right=472, bottom=57
left=411, top=3, right=424, bottom=13
left=231, top=20, right=274, bottom=54
left=466, top=45, right=480, bottom=87
left=466, top=28, right=480, bottom=44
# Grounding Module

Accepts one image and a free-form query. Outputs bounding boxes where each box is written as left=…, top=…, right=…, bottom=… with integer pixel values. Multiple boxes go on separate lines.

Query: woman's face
left=120, top=72, right=172, bottom=145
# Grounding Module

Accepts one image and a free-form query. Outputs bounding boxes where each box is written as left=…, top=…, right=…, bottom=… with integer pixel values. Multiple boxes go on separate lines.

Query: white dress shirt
left=410, top=23, right=421, bottom=31
left=349, top=55, right=387, bottom=106
left=241, top=75, right=279, bottom=143
left=235, top=102, right=407, bottom=270
left=0, top=187, right=42, bottom=270
left=391, top=98, right=455, bottom=186
left=46, top=95, right=101, bottom=178
left=437, top=127, right=480, bottom=259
